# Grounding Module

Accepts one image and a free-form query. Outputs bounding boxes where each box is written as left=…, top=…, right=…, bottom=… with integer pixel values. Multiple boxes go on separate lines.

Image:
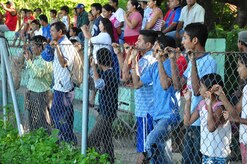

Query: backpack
left=67, top=51, right=83, bottom=88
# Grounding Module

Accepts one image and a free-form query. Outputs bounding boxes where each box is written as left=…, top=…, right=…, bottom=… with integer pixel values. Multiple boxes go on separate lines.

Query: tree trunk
left=237, top=0, right=247, bottom=28
left=197, top=0, right=215, bottom=31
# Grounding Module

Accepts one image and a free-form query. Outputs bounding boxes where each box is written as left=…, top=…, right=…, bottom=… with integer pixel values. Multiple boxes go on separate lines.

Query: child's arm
left=153, top=49, right=171, bottom=90
left=223, top=110, right=247, bottom=125
left=81, top=25, right=92, bottom=39
left=67, top=15, right=70, bottom=30
left=112, top=43, right=124, bottom=71
left=167, top=48, right=181, bottom=90
left=211, top=84, right=240, bottom=121
left=91, top=57, right=105, bottom=90
left=183, top=89, right=200, bottom=126
left=190, top=52, right=200, bottom=96
left=205, top=91, right=225, bottom=132
left=121, top=44, right=133, bottom=82
left=130, top=49, right=143, bottom=89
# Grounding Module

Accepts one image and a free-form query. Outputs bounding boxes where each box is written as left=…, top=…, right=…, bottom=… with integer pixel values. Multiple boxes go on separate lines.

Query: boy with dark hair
left=90, top=3, right=103, bottom=37
left=89, top=48, right=118, bottom=164
left=176, top=23, right=217, bottom=164
left=113, top=30, right=157, bottom=163
left=39, top=14, right=51, bottom=42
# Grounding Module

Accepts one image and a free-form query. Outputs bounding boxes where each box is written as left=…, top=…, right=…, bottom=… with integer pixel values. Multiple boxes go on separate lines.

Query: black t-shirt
left=98, top=68, right=118, bottom=120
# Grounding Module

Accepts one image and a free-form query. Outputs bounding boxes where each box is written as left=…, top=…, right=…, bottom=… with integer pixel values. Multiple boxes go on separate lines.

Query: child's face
left=182, top=32, right=195, bottom=51
left=199, top=82, right=207, bottom=98
left=30, top=41, right=41, bottom=56
left=102, top=8, right=111, bottom=18
left=27, top=11, right=32, bottom=17
left=60, top=10, right=66, bottom=15
left=69, top=29, right=75, bottom=36
left=88, top=13, right=94, bottom=21
left=99, top=21, right=104, bottom=32
left=91, top=7, right=98, bottom=17
left=31, top=23, right=37, bottom=30
left=50, top=12, right=55, bottom=18
left=237, top=59, right=247, bottom=80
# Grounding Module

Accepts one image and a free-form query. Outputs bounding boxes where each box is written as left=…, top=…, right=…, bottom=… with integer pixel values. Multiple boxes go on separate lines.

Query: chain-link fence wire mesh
left=2, top=37, right=246, bottom=163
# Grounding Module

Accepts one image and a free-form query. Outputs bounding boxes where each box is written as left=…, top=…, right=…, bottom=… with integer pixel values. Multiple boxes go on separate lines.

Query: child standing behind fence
left=213, top=53, right=247, bottom=164
left=88, top=48, right=118, bottom=164
left=183, top=73, right=231, bottom=163
left=24, top=35, right=52, bottom=132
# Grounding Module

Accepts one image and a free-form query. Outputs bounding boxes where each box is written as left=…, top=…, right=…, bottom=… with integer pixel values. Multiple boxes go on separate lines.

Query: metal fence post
left=81, top=38, right=89, bottom=155
left=1, top=43, right=7, bottom=128
left=0, top=37, right=23, bottom=136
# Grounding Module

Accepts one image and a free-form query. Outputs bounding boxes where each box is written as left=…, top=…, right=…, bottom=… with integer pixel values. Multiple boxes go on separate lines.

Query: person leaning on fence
left=41, top=21, right=77, bottom=145
left=0, top=1, right=17, bottom=35
left=213, top=53, right=247, bottom=164
left=130, top=33, right=181, bottom=163
left=88, top=48, right=118, bottom=164
left=177, top=23, right=217, bottom=164
left=24, top=35, right=53, bottom=133
left=113, top=30, right=157, bottom=164
left=183, top=73, right=231, bottom=163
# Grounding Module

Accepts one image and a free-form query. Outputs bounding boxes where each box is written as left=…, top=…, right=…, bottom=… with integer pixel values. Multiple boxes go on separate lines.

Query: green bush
left=0, top=119, right=110, bottom=164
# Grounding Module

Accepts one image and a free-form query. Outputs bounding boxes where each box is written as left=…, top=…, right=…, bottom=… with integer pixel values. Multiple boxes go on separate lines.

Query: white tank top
left=199, top=100, right=231, bottom=158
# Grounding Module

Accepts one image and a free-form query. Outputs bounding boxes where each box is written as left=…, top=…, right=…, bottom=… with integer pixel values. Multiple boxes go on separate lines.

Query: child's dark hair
left=70, top=27, right=80, bottom=35
left=100, top=18, right=114, bottom=42
left=200, top=73, right=224, bottom=90
left=31, top=19, right=41, bottom=27
left=50, top=9, right=57, bottom=16
left=31, top=35, right=47, bottom=49
left=111, top=0, right=119, bottom=6
left=153, top=0, right=163, bottom=7
left=60, top=5, right=69, bottom=14
left=156, top=33, right=176, bottom=49
left=103, top=4, right=116, bottom=13
left=97, top=48, right=112, bottom=67
left=39, top=14, right=48, bottom=23
left=238, top=53, right=247, bottom=67
left=91, top=3, right=102, bottom=13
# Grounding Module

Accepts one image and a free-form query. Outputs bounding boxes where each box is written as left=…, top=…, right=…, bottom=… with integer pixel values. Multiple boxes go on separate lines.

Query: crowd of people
left=0, top=0, right=247, bottom=163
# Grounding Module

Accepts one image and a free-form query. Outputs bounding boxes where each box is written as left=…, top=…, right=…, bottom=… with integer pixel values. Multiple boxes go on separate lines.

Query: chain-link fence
left=1, top=34, right=245, bottom=164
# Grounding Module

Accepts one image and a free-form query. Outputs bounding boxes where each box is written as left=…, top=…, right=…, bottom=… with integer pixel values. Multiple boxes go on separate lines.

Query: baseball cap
left=238, top=31, right=247, bottom=45
left=75, top=3, right=85, bottom=9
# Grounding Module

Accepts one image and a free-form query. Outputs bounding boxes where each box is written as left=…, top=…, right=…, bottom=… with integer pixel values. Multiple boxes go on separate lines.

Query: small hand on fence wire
left=183, top=88, right=192, bottom=102
left=204, top=91, right=212, bottom=106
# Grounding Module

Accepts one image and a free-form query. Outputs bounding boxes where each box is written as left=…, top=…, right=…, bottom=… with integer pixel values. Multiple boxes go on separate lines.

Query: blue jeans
left=182, top=126, right=201, bottom=164
left=165, top=29, right=184, bottom=39
left=145, top=117, right=179, bottom=164
left=202, top=155, right=229, bottom=164
left=50, top=90, right=77, bottom=144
